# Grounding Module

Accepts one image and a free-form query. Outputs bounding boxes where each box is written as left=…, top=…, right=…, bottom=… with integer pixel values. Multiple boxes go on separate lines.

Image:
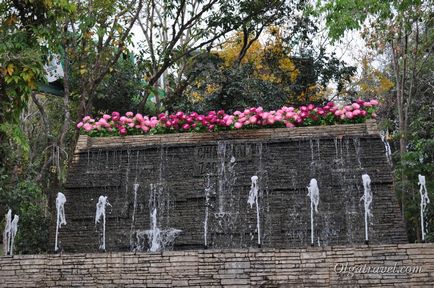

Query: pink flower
left=77, top=122, right=84, bottom=128
left=119, top=127, right=127, bottom=135
left=128, top=122, right=135, bottom=128
left=150, top=120, right=159, bottom=127
left=234, top=122, right=243, bottom=129
left=352, top=103, right=360, bottom=110
left=250, top=116, right=257, bottom=123
left=352, top=109, right=361, bottom=116
left=300, top=106, right=308, bottom=112
left=135, top=113, right=144, bottom=122
left=360, top=110, right=367, bottom=117
left=182, top=124, right=190, bottom=130
left=126, top=111, right=134, bottom=117
left=83, top=123, right=92, bottom=132
left=141, top=126, right=150, bottom=132
left=112, top=112, right=120, bottom=121
left=345, top=111, right=354, bottom=119
left=83, top=116, right=91, bottom=122
left=307, top=104, right=315, bottom=110
left=102, top=114, right=111, bottom=120
left=285, top=122, right=295, bottom=128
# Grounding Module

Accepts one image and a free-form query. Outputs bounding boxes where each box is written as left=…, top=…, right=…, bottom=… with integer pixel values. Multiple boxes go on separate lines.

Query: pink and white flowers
left=77, top=99, right=379, bottom=137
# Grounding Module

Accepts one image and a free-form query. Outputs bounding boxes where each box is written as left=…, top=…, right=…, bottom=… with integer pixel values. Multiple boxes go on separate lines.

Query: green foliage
left=0, top=122, right=30, bottom=158
left=92, top=55, right=144, bottom=114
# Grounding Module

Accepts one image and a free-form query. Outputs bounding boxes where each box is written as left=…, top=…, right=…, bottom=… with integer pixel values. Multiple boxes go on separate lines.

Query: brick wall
left=56, top=121, right=406, bottom=252
left=1, top=244, right=434, bottom=287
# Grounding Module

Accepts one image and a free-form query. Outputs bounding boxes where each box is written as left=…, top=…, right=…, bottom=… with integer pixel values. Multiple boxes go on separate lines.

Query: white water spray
left=55, top=192, right=67, bottom=251
left=418, top=174, right=430, bottom=241
left=361, top=174, right=372, bottom=243
left=380, top=131, right=392, bottom=165
left=307, top=179, right=319, bottom=245
left=204, top=174, right=211, bottom=247
left=95, top=196, right=111, bottom=250
left=3, top=209, right=11, bottom=255
left=148, top=208, right=161, bottom=252
left=9, top=215, right=19, bottom=255
left=248, top=175, right=261, bottom=246
left=3, top=210, right=18, bottom=255
left=129, top=182, right=140, bottom=249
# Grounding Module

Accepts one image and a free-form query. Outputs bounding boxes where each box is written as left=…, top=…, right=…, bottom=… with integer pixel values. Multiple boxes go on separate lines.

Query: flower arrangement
left=77, top=99, right=379, bottom=137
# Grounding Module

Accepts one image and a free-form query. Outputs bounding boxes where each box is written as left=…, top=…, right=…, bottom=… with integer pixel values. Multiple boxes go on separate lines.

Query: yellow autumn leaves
left=2, top=64, right=37, bottom=89
left=218, top=29, right=299, bottom=85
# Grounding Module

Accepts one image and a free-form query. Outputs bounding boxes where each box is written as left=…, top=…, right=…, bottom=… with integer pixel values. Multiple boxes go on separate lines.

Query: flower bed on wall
left=77, top=99, right=379, bottom=137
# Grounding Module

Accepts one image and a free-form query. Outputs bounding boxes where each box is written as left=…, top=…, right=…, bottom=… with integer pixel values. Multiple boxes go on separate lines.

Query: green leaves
left=0, top=123, right=30, bottom=159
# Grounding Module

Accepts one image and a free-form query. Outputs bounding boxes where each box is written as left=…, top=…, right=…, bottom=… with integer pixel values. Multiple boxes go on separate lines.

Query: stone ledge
left=75, top=120, right=379, bottom=152
left=0, top=244, right=433, bottom=287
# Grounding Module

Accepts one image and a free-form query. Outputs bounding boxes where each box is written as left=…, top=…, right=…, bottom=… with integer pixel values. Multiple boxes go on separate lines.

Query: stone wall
left=1, top=244, right=434, bottom=287
left=57, top=121, right=407, bottom=252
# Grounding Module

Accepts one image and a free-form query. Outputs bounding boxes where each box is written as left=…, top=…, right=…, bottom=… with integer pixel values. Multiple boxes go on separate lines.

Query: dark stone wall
left=56, top=122, right=407, bottom=253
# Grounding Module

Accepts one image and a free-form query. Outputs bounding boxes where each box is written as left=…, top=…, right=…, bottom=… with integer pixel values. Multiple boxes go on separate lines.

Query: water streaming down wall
left=57, top=121, right=407, bottom=252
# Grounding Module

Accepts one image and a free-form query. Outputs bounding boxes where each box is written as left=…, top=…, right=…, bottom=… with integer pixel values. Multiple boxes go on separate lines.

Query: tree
left=135, top=0, right=303, bottom=112
left=319, top=0, right=434, bottom=241
left=164, top=25, right=356, bottom=113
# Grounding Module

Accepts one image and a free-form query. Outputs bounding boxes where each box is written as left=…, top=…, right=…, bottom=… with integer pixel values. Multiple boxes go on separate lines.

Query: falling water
left=361, top=174, right=372, bottom=243
left=3, top=209, right=11, bottom=255
left=248, top=175, right=260, bottom=246
left=307, top=179, right=319, bottom=246
left=204, top=174, right=211, bottom=247
left=95, top=196, right=111, bottom=250
left=148, top=208, right=161, bottom=252
left=380, top=131, right=393, bottom=165
left=9, top=215, right=19, bottom=255
left=217, top=142, right=227, bottom=214
left=3, top=210, right=18, bottom=255
left=418, top=174, right=430, bottom=241
left=129, top=182, right=140, bottom=248
left=55, top=192, right=67, bottom=251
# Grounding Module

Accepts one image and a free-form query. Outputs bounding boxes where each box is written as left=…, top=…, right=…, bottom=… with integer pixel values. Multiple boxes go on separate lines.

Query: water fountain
left=129, top=182, right=140, bottom=249
left=3, top=209, right=19, bottom=256
left=143, top=208, right=182, bottom=252
left=9, top=215, right=19, bottom=256
left=247, top=175, right=261, bottom=247
left=95, top=196, right=111, bottom=250
left=60, top=121, right=407, bottom=252
left=3, top=209, right=11, bottom=255
left=418, top=174, right=430, bottom=241
left=361, top=174, right=372, bottom=244
left=55, top=192, right=67, bottom=252
left=204, top=173, right=212, bottom=248
left=307, top=179, right=319, bottom=246
left=379, top=131, right=393, bottom=165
